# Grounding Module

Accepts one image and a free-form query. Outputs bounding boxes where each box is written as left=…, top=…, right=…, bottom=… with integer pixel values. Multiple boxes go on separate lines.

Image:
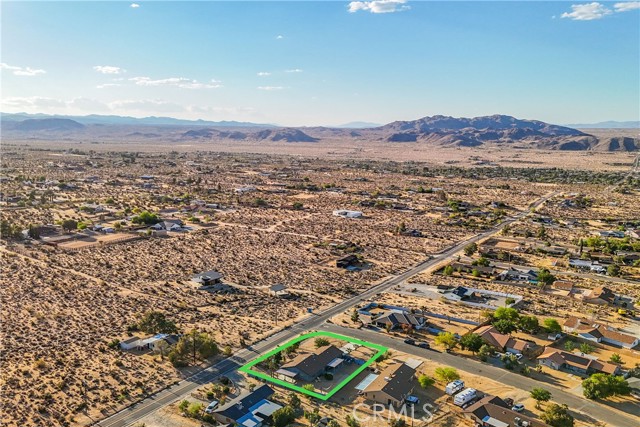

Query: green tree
left=303, top=384, right=315, bottom=392
left=131, top=210, right=159, bottom=225
left=327, top=421, right=340, bottom=427
left=272, top=405, right=296, bottom=427
left=541, top=403, right=574, bottom=427
left=434, top=332, right=458, bottom=350
left=579, top=343, right=594, bottom=354
left=543, top=318, right=562, bottom=334
left=346, top=414, right=361, bottom=427
left=610, top=353, right=623, bottom=364
left=537, top=268, right=556, bottom=287
left=564, top=340, right=576, bottom=351
left=314, top=337, right=330, bottom=348
left=351, top=308, right=360, bottom=323
left=518, top=315, right=540, bottom=334
left=288, top=392, right=301, bottom=410
left=443, top=265, right=454, bottom=276
left=607, top=264, right=621, bottom=277
left=493, top=319, right=517, bottom=335
left=501, top=353, right=519, bottom=370
left=471, top=269, right=480, bottom=277
left=418, top=374, right=435, bottom=388
left=172, top=329, right=219, bottom=365
left=494, top=307, right=520, bottom=322
left=459, top=333, right=483, bottom=354
left=464, top=242, right=478, bottom=256
left=582, top=374, right=630, bottom=399
left=434, top=367, right=460, bottom=383
left=478, top=344, right=493, bottom=362
left=178, top=400, right=189, bottom=413
left=389, top=419, right=406, bottom=427
left=137, top=311, right=178, bottom=334
left=304, top=409, right=321, bottom=425
left=62, top=219, right=78, bottom=232
left=292, top=202, right=304, bottom=210
left=530, top=387, right=552, bottom=409
left=187, top=402, right=203, bottom=418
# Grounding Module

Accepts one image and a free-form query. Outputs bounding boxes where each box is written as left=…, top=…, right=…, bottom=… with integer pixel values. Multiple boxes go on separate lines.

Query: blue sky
left=1, top=1, right=639, bottom=126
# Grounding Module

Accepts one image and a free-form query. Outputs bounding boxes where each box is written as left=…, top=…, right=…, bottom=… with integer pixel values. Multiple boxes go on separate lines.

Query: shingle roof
left=363, top=363, right=415, bottom=401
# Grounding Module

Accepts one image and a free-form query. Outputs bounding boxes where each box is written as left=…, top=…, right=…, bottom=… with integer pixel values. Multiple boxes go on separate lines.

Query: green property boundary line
left=238, top=331, right=388, bottom=401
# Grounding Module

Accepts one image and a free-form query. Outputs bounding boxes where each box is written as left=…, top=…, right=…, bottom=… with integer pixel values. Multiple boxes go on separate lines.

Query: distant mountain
left=9, top=118, right=85, bottom=131
left=335, top=121, right=382, bottom=128
left=0, top=112, right=274, bottom=128
left=565, top=121, right=640, bottom=129
left=181, top=127, right=318, bottom=143
left=2, top=112, right=637, bottom=151
left=373, top=114, right=602, bottom=150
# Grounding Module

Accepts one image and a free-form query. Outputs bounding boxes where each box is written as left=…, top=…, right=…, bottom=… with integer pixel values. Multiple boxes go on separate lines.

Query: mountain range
left=2, top=113, right=638, bottom=151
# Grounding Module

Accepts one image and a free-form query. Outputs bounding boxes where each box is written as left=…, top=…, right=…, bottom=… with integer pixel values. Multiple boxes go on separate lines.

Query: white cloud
left=96, top=83, right=122, bottom=89
left=257, top=72, right=271, bottom=76
left=561, top=2, right=612, bottom=20
left=129, top=76, right=222, bottom=89
left=2, top=96, right=65, bottom=110
left=93, top=65, right=126, bottom=74
left=560, top=1, right=638, bottom=20
left=348, top=0, right=410, bottom=14
left=257, top=86, right=284, bottom=91
left=285, top=68, right=303, bottom=73
left=0, top=63, right=46, bottom=76
left=276, top=35, right=284, bottom=39
left=130, top=3, right=140, bottom=8
left=614, top=1, right=640, bottom=12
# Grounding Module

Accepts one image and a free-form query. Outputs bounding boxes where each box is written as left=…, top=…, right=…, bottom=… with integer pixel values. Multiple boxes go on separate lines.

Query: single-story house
left=475, top=325, right=533, bottom=355
left=191, top=270, right=224, bottom=288
left=449, top=263, right=497, bottom=277
left=361, top=363, right=416, bottom=407
left=276, top=345, right=344, bottom=383
left=212, top=385, right=276, bottom=426
left=371, top=311, right=424, bottom=331
left=337, top=255, right=360, bottom=269
left=599, top=230, right=625, bottom=238
left=497, top=268, right=538, bottom=283
left=463, top=395, right=548, bottom=427
left=562, top=316, right=639, bottom=349
left=580, top=286, right=617, bottom=305
left=537, top=349, right=621, bottom=375
left=332, top=209, right=363, bottom=218
left=120, top=336, right=143, bottom=350
left=268, top=283, right=289, bottom=297
left=151, top=219, right=184, bottom=232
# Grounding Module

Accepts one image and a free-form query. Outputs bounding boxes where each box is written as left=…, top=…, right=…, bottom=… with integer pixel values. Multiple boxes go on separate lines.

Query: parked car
left=404, top=338, right=416, bottom=345
left=205, top=400, right=219, bottom=413
left=417, top=342, right=430, bottom=349
left=512, top=403, right=525, bottom=413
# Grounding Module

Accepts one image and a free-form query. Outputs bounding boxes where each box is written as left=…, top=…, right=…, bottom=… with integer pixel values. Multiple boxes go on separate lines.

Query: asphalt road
left=96, top=192, right=557, bottom=427
left=319, top=323, right=639, bottom=427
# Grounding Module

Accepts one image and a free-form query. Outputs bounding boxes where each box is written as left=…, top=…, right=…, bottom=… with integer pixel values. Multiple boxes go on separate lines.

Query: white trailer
left=453, top=388, right=477, bottom=406
left=445, top=380, right=465, bottom=395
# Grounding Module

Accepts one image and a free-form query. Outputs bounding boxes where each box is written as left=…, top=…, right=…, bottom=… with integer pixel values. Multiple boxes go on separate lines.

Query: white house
left=332, top=209, right=363, bottom=218
left=120, top=336, right=143, bottom=350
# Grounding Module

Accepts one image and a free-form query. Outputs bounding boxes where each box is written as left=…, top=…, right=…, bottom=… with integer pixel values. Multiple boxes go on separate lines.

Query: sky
left=1, top=1, right=639, bottom=126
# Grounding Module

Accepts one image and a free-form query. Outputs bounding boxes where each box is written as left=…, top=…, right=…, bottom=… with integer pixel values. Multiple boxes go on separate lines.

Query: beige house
left=362, top=363, right=415, bottom=406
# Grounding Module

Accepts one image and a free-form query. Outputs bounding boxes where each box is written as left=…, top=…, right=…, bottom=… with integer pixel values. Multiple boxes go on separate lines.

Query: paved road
left=96, top=192, right=557, bottom=427
left=320, top=323, right=640, bottom=427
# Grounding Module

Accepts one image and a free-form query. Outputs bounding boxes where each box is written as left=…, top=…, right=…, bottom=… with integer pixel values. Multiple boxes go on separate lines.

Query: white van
left=453, top=388, right=477, bottom=406
left=445, top=380, right=465, bottom=395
